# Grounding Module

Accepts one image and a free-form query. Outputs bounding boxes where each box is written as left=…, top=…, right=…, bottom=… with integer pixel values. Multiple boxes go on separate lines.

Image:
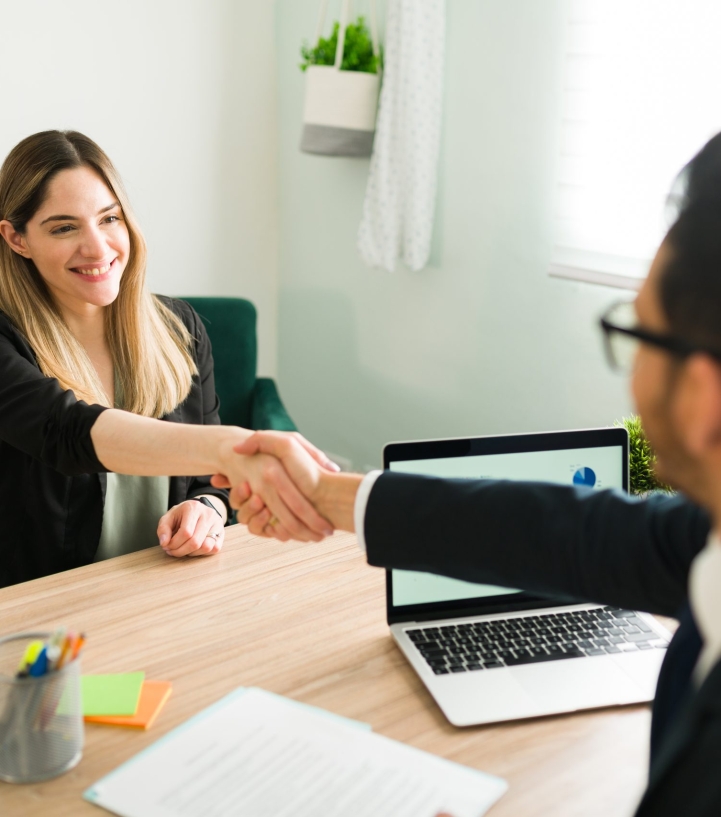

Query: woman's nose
left=78, top=224, right=109, bottom=258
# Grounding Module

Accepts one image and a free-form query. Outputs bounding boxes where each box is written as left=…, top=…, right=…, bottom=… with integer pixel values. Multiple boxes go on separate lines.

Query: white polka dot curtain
left=358, top=0, right=446, bottom=272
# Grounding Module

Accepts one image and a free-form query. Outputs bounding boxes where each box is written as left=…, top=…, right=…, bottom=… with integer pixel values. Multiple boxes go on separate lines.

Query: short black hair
left=660, top=133, right=721, bottom=352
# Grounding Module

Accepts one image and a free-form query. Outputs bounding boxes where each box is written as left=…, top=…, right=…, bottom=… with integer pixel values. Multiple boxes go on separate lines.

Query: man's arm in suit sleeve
left=361, top=472, right=710, bottom=617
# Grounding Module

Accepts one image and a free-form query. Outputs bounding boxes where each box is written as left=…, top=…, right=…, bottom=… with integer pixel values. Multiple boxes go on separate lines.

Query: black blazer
left=364, top=472, right=720, bottom=816
left=0, top=297, right=230, bottom=588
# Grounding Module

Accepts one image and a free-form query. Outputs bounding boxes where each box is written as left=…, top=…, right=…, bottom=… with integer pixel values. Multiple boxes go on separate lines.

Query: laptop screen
left=384, top=428, right=628, bottom=622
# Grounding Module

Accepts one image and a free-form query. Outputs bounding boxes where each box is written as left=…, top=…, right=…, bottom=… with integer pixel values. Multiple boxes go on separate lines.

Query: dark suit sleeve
left=364, top=472, right=709, bottom=616
left=0, top=316, right=108, bottom=477
left=177, top=301, right=231, bottom=517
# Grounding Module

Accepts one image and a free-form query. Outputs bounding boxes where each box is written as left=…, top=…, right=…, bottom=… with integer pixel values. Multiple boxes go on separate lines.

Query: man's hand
left=230, top=431, right=326, bottom=537
left=157, top=499, right=225, bottom=558
left=211, top=432, right=338, bottom=541
left=212, top=431, right=361, bottom=536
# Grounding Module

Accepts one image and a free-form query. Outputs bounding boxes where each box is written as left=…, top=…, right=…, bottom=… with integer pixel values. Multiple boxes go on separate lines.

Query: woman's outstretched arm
left=90, top=409, right=334, bottom=542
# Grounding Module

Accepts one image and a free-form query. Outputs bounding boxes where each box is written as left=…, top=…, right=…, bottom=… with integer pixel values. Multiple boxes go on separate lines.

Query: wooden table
left=0, top=525, right=651, bottom=816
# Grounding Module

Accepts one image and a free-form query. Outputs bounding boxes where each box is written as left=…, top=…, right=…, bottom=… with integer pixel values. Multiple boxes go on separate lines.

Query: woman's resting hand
left=157, top=499, right=225, bottom=558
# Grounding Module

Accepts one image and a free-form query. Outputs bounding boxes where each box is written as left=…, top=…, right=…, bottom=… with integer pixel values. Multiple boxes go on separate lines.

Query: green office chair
left=181, top=297, right=297, bottom=432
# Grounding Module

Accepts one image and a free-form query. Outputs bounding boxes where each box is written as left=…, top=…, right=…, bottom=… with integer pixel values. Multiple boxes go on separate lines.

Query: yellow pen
left=17, top=640, right=44, bottom=675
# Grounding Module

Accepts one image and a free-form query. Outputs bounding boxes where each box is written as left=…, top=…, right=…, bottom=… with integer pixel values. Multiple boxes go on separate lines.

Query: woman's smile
left=69, top=256, right=119, bottom=281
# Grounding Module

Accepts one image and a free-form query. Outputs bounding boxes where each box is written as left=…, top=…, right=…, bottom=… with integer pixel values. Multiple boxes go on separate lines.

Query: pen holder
left=0, top=632, right=83, bottom=783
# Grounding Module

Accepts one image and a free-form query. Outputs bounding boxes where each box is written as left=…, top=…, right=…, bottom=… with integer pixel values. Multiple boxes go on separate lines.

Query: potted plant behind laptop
left=617, top=415, right=674, bottom=497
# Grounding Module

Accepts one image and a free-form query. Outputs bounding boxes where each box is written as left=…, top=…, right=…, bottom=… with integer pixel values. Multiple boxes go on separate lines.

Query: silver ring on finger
left=207, top=531, right=221, bottom=540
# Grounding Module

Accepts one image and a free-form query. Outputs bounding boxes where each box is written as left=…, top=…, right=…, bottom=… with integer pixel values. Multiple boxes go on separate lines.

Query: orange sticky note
left=84, top=681, right=172, bottom=729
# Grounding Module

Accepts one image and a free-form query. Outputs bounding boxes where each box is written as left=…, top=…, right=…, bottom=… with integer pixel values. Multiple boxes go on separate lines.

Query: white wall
left=0, top=0, right=279, bottom=374
left=275, top=0, right=634, bottom=470
left=2, top=0, right=637, bottom=452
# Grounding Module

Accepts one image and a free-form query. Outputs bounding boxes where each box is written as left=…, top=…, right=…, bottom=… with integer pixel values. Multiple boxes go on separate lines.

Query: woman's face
left=12, top=166, right=130, bottom=316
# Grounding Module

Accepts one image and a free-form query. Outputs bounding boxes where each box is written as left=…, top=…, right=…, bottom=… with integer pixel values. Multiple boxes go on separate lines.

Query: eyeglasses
left=599, top=300, right=721, bottom=373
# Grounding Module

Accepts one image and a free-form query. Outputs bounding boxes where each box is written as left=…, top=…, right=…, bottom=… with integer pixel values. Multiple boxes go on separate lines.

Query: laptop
left=384, top=427, right=673, bottom=727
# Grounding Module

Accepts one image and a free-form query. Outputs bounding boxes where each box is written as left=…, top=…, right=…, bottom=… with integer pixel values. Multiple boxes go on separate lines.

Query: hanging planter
left=300, top=0, right=381, bottom=157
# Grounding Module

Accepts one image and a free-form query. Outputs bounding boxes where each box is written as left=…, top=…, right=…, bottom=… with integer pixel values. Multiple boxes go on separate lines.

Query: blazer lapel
left=642, top=659, right=721, bottom=803
left=650, top=603, right=702, bottom=758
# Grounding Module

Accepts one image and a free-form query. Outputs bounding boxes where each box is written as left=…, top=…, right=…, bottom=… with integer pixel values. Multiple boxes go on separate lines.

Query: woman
left=0, top=130, right=334, bottom=588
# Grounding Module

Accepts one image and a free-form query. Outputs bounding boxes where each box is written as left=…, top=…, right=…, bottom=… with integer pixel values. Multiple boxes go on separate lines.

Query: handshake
left=209, top=431, right=362, bottom=542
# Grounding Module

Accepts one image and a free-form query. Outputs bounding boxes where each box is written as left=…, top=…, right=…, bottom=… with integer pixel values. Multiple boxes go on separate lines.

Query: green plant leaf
left=614, top=415, right=674, bottom=496
left=299, top=17, right=382, bottom=74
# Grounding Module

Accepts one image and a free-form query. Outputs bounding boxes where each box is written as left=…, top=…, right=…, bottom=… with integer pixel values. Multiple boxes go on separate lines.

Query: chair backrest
left=181, top=297, right=257, bottom=427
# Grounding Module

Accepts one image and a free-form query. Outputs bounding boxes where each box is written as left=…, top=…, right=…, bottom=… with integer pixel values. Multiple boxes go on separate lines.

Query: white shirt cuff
left=354, top=470, right=383, bottom=553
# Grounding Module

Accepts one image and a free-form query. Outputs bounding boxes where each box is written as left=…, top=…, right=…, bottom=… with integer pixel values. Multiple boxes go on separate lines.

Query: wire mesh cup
left=0, top=632, right=83, bottom=783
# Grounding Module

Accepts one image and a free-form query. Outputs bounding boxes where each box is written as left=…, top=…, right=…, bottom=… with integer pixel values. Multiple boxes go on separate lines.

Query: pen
left=71, top=633, right=86, bottom=661
left=55, top=632, right=75, bottom=671
left=28, top=646, right=49, bottom=677
left=17, top=640, right=44, bottom=676
left=46, top=627, right=67, bottom=672
left=62, top=633, right=79, bottom=667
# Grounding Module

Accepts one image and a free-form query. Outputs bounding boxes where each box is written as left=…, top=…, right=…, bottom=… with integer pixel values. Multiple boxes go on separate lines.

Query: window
left=549, top=0, right=721, bottom=290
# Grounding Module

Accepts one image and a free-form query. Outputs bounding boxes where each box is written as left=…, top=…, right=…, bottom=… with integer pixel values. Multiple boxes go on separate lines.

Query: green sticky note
left=82, top=673, right=145, bottom=716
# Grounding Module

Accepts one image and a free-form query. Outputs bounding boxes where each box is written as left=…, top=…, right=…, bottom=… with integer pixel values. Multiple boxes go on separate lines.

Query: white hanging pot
left=300, top=0, right=381, bottom=157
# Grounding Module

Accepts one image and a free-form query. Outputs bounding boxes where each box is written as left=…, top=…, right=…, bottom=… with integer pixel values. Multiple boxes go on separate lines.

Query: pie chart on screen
left=573, top=467, right=597, bottom=487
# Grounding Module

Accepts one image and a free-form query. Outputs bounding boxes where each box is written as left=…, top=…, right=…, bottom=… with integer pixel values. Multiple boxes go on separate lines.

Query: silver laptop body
left=385, top=428, right=672, bottom=727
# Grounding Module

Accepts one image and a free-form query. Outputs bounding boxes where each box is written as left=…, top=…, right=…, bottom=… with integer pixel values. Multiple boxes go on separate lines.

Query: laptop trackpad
left=512, top=657, right=643, bottom=711
left=613, top=650, right=666, bottom=698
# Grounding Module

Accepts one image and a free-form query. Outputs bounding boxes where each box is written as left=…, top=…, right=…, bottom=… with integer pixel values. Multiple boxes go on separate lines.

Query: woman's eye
left=104, top=215, right=121, bottom=224
left=51, top=225, right=74, bottom=235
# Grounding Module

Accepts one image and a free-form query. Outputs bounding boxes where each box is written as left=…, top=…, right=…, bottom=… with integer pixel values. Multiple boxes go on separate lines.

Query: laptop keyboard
left=406, top=606, right=668, bottom=675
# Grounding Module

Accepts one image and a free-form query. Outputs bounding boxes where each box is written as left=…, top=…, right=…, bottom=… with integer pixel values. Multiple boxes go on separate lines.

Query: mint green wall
left=275, top=0, right=633, bottom=470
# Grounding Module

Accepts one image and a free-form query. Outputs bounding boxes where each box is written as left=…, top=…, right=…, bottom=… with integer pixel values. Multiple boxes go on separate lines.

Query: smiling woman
left=0, top=131, right=336, bottom=588
left=0, top=133, right=194, bottom=416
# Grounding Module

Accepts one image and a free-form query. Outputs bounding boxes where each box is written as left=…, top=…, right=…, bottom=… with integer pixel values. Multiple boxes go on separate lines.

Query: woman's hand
left=213, top=431, right=337, bottom=539
left=157, top=500, right=225, bottom=558
left=212, top=432, right=338, bottom=542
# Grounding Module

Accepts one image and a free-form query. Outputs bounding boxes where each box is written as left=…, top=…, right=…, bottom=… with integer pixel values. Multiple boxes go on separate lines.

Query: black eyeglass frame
left=599, top=301, right=721, bottom=371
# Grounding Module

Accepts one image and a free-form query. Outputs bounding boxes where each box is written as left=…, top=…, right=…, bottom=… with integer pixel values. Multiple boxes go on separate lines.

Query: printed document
left=85, top=687, right=507, bottom=817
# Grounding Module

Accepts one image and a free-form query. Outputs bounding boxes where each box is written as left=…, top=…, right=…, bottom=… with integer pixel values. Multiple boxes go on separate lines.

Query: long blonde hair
left=0, top=130, right=197, bottom=417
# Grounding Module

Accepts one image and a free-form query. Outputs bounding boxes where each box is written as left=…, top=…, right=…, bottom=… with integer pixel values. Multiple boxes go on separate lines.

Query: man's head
left=632, top=134, right=721, bottom=513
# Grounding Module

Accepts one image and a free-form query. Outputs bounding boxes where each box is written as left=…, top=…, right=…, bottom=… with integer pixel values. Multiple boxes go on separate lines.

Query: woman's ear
left=0, top=220, right=30, bottom=257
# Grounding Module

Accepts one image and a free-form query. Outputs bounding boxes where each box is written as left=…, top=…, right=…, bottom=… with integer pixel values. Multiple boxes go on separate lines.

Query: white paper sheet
left=84, top=687, right=507, bottom=817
